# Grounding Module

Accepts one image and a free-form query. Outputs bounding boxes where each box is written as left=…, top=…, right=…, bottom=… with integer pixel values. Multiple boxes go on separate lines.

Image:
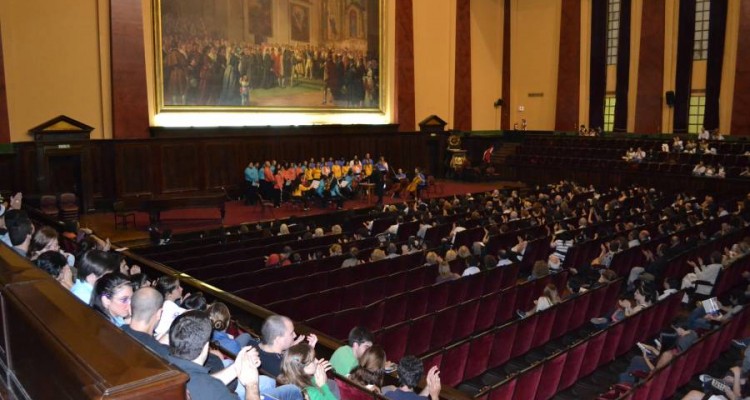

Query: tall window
left=694, top=0, right=710, bottom=60
left=688, top=95, right=706, bottom=134
left=604, top=96, right=616, bottom=132
left=606, top=0, right=621, bottom=65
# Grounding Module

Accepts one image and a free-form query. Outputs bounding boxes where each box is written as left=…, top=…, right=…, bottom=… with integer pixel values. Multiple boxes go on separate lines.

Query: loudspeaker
left=665, top=91, right=675, bottom=107
left=494, top=98, right=504, bottom=107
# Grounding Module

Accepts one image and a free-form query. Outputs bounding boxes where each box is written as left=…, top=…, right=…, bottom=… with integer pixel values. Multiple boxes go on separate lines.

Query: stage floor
left=81, top=180, right=525, bottom=248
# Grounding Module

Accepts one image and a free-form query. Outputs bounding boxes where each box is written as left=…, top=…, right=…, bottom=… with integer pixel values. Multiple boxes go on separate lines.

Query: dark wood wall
left=4, top=126, right=429, bottom=206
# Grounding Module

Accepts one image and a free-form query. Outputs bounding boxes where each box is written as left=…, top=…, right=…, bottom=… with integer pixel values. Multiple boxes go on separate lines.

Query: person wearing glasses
left=91, top=272, right=132, bottom=327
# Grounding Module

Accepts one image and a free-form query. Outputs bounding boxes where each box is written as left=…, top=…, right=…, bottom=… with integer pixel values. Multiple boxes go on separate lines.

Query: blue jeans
left=254, top=376, right=302, bottom=400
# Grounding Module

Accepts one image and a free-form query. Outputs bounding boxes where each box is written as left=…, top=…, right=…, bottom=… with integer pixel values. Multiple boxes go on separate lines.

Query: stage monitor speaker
left=665, top=91, right=675, bottom=107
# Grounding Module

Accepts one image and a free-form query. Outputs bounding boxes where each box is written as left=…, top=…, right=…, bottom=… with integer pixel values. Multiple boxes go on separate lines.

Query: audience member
left=258, top=315, right=316, bottom=376
left=349, top=345, right=387, bottom=393
left=154, top=275, right=187, bottom=341
left=122, top=286, right=169, bottom=357
left=384, top=356, right=441, bottom=400
left=34, top=250, right=73, bottom=289
left=167, top=311, right=261, bottom=400
left=277, top=343, right=336, bottom=400
left=330, top=326, right=374, bottom=375
left=71, top=249, right=118, bottom=304
left=91, top=272, right=132, bottom=327
left=208, top=301, right=254, bottom=356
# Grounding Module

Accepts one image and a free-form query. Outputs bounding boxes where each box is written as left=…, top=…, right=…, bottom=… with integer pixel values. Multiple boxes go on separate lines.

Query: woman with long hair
left=277, top=343, right=336, bottom=400
left=517, top=283, right=561, bottom=318
left=28, top=226, right=75, bottom=266
left=349, top=345, right=386, bottom=393
left=91, top=272, right=132, bottom=327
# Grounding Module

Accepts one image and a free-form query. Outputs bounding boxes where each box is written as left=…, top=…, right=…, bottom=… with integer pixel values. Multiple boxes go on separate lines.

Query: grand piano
left=138, top=190, right=227, bottom=225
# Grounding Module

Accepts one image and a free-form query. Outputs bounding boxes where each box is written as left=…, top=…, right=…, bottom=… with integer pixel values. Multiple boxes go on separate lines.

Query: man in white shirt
left=681, top=252, right=723, bottom=296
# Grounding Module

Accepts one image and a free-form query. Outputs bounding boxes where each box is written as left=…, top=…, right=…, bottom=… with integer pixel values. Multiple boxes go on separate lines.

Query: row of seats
left=509, top=154, right=750, bottom=176
left=380, top=273, right=578, bottom=369
left=156, top=231, right=341, bottom=265
left=268, top=260, right=521, bottom=324
left=296, top=264, right=531, bottom=341
left=414, top=278, right=625, bottom=390
left=619, top=306, right=750, bottom=400
left=184, top=237, right=380, bottom=281
left=523, top=136, right=750, bottom=154
left=136, top=206, right=379, bottom=258
left=231, top=247, right=413, bottom=302
left=478, top=293, right=683, bottom=400
left=518, top=146, right=750, bottom=165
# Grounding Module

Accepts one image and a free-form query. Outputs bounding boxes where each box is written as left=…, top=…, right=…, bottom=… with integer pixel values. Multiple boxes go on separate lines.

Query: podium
left=448, top=149, right=468, bottom=171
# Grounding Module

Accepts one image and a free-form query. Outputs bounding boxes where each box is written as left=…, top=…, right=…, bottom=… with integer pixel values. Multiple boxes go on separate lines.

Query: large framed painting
left=154, top=0, right=383, bottom=113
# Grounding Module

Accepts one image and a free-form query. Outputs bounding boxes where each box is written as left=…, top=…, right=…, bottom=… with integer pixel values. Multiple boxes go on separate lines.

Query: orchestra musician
left=327, top=175, right=345, bottom=210
left=389, top=168, right=408, bottom=199
left=290, top=174, right=312, bottom=211
left=377, top=156, right=389, bottom=174
left=406, top=167, right=427, bottom=200
left=339, top=170, right=355, bottom=199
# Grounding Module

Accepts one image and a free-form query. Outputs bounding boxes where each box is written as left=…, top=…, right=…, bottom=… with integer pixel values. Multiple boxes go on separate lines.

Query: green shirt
left=305, top=379, right=336, bottom=400
left=330, top=345, right=357, bottom=375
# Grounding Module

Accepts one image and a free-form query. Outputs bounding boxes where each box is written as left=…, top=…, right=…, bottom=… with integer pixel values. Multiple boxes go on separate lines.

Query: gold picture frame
left=153, top=0, right=384, bottom=114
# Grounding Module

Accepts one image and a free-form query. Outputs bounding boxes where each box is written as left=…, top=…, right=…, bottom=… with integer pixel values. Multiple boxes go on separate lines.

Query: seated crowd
left=6, top=177, right=750, bottom=400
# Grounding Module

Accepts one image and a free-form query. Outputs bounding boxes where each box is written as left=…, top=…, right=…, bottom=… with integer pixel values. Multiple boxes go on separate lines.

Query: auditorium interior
left=2, top=0, right=750, bottom=399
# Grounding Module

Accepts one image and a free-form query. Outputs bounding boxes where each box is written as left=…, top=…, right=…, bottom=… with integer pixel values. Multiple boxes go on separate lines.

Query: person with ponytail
left=91, top=272, right=132, bottom=327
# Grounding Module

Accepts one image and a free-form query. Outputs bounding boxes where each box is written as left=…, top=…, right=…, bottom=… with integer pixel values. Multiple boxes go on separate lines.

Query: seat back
left=406, top=313, right=436, bottom=356
left=439, top=341, right=471, bottom=387
left=463, top=331, right=495, bottom=382
left=60, top=192, right=77, bottom=206
left=535, top=351, right=567, bottom=400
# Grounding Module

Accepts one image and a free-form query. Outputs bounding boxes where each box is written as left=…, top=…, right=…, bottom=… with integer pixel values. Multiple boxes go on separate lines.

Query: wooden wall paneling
left=555, top=0, right=582, bottom=131
left=89, top=144, right=104, bottom=199
left=0, top=155, right=16, bottom=191
left=731, top=0, right=750, bottom=135
left=99, top=141, right=118, bottom=201
left=634, top=0, right=666, bottom=133
left=160, top=143, right=199, bottom=193
left=16, top=146, right=37, bottom=195
left=203, top=142, right=240, bottom=191
left=115, top=143, right=153, bottom=197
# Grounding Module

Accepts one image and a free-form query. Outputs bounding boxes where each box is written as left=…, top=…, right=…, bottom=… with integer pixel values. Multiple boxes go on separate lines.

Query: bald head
left=131, top=287, right=164, bottom=323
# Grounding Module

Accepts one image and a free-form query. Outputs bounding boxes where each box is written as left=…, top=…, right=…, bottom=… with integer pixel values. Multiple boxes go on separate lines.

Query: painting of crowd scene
left=157, top=0, right=382, bottom=111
